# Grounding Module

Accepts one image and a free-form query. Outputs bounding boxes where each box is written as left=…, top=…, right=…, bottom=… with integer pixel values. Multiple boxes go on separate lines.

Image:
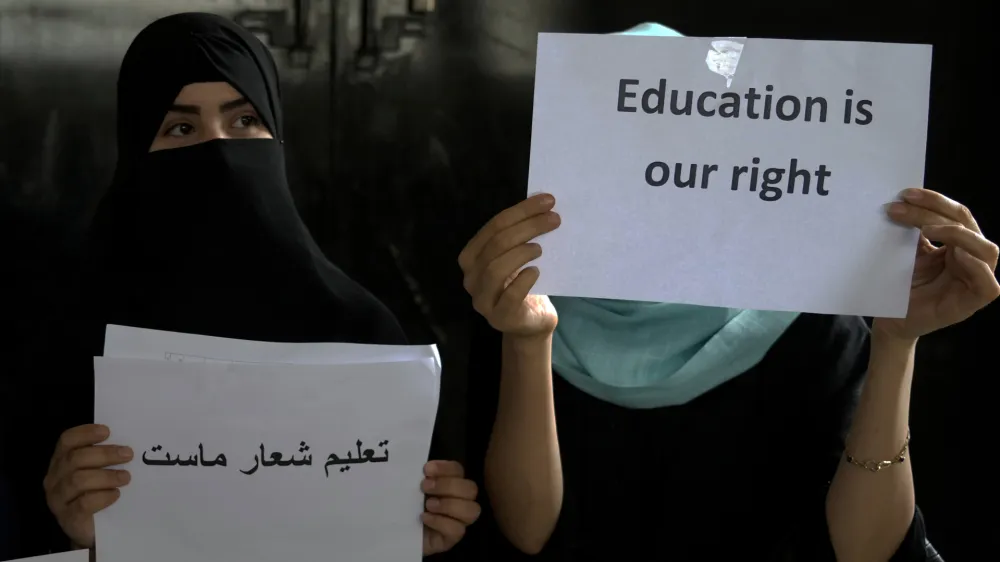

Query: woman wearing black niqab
left=9, top=13, right=479, bottom=559
left=93, top=13, right=403, bottom=345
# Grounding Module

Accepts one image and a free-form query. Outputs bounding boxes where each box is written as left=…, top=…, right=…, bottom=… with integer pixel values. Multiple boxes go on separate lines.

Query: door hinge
left=235, top=0, right=316, bottom=69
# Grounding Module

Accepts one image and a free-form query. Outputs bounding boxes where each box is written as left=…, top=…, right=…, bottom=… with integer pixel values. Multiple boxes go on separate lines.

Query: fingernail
left=540, top=194, right=555, bottom=206
left=118, top=470, right=131, bottom=484
left=118, top=447, right=133, bottom=460
left=427, top=498, right=440, bottom=510
left=423, top=478, right=435, bottom=491
left=886, top=202, right=906, bottom=215
left=95, top=425, right=110, bottom=439
left=902, top=188, right=922, bottom=200
left=548, top=212, right=561, bottom=224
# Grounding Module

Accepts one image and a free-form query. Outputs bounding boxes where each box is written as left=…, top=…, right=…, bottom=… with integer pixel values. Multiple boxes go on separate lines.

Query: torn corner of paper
left=705, top=37, right=746, bottom=88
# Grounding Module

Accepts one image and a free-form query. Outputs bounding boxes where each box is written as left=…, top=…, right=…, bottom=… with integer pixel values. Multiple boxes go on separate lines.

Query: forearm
left=484, top=333, right=563, bottom=554
left=826, top=331, right=916, bottom=562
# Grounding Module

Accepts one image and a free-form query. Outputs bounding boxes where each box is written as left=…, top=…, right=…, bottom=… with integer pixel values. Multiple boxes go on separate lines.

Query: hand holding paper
left=420, top=460, right=481, bottom=555
left=42, top=424, right=131, bottom=550
left=457, top=193, right=560, bottom=338
left=877, top=187, right=999, bottom=339
left=89, top=326, right=446, bottom=562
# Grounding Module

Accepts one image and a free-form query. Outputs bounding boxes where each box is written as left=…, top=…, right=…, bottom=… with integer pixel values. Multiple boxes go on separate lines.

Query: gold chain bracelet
left=844, top=429, right=910, bottom=473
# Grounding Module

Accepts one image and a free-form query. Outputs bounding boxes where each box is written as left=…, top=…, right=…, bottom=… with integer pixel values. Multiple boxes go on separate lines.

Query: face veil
left=87, top=12, right=406, bottom=346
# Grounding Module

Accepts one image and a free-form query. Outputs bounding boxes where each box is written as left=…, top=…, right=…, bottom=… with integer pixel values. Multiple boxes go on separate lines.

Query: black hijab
left=88, top=12, right=405, bottom=345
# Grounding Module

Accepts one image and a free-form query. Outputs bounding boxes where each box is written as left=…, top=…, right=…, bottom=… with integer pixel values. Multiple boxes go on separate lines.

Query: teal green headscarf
left=549, top=23, right=800, bottom=409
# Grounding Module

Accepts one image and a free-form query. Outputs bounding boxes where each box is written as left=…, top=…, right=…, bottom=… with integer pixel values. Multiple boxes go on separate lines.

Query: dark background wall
left=1, top=0, right=971, bottom=559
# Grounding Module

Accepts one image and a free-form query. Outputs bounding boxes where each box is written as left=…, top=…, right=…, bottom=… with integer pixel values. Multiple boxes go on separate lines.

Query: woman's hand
left=43, top=424, right=133, bottom=548
left=458, top=193, right=561, bottom=338
left=421, top=460, right=481, bottom=556
left=877, top=188, right=999, bottom=340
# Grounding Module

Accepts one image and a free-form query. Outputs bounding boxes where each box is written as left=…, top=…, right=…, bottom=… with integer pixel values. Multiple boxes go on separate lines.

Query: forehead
left=172, top=82, right=244, bottom=105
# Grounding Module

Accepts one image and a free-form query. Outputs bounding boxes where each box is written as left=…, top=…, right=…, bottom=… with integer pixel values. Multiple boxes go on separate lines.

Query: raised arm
left=827, top=187, right=999, bottom=561
left=458, top=193, right=563, bottom=554
left=825, top=331, right=917, bottom=562
left=486, top=333, right=562, bottom=554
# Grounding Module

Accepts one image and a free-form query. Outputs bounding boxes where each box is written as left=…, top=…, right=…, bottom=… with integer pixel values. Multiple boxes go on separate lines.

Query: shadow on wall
left=0, top=59, right=117, bottom=242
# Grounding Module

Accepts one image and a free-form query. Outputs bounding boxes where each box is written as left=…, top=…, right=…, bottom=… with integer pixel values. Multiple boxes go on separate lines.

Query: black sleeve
left=791, top=315, right=931, bottom=562
left=1, top=274, right=83, bottom=559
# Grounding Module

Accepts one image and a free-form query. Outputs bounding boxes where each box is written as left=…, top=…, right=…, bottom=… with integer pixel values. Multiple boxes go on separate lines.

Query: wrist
left=870, top=325, right=918, bottom=356
left=870, top=318, right=918, bottom=344
left=504, top=332, right=553, bottom=356
left=503, top=332, right=554, bottom=375
left=867, top=327, right=917, bottom=389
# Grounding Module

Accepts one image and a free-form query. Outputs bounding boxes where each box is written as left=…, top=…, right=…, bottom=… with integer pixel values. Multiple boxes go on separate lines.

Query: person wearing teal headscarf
left=548, top=23, right=801, bottom=408
left=459, top=21, right=987, bottom=562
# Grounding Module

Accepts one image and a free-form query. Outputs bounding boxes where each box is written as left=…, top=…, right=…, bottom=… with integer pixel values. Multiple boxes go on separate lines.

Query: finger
left=901, top=188, right=980, bottom=233
left=922, top=224, right=999, bottom=269
left=422, top=526, right=450, bottom=556
left=54, top=445, right=133, bottom=485
left=886, top=202, right=961, bottom=230
left=475, top=212, right=560, bottom=270
left=52, top=469, right=130, bottom=507
left=916, top=234, right=937, bottom=254
left=67, top=489, right=121, bottom=518
left=493, top=266, right=541, bottom=320
left=952, top=247, right=1000, bottom=301
left=426, top=497, right=482, bottom=525
left=458, top=194, right=555, bottom=272
left=471, top=244, right=542, bottom=313
left=421, top=512, right=465, bottom=547
left=52, top=425, right=110, bottom=462
left=422, top=476, right=479, bottom=500
left=424, top=460, right=465, bottom=479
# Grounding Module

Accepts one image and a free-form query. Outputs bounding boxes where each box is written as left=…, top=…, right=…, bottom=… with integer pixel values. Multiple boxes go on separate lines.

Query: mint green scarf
left=549, top=24, right=800, bottom=409
left=551, top=298, right=800, bottom=408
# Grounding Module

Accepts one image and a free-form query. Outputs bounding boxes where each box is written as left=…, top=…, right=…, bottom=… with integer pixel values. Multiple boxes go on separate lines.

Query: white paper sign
left=528, top=34, right=932, bottom=317
left=93, top=356, right=440, bottom=562
left=103, top=324, right=441, bottom=370
left=5, top=551, right=89, bottom=562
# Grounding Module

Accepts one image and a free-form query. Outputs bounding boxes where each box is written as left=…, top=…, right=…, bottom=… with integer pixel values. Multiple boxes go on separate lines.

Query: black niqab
left=6, top=13, right=405, bottom=557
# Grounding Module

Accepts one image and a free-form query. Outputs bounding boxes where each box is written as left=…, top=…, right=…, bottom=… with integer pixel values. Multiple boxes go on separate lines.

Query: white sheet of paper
left=528, top=34, right=932, bottom=317
left=104, top=324, right=441, bottom=371
left=93, top=357, right=440, bottom=562
left=5, top=551, right=89, bottom=562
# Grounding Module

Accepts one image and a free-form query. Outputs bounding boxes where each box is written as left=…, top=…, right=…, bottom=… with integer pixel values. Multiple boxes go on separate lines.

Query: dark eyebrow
left=219, top=97, right=252, bottom=112
left=165, top=98, right=252, bottom=115
left=167, top=104, right=200, bottom=115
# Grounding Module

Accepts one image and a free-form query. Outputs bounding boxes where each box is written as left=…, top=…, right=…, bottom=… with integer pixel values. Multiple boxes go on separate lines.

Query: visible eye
left=232, top=114, right=262, bottom=129
left=164, top=123, right=194, bottom=137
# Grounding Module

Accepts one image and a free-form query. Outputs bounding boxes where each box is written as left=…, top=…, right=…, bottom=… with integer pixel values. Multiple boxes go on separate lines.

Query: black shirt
left=462, top=312, right=935, bottom=561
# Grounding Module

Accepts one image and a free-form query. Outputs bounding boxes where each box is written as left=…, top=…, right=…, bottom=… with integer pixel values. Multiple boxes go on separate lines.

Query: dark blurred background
left=0, top=0, right=971, bottom=559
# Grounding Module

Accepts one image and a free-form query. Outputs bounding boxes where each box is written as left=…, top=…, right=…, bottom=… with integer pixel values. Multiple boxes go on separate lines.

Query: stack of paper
left=92, top=325, right=442, bottom=562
